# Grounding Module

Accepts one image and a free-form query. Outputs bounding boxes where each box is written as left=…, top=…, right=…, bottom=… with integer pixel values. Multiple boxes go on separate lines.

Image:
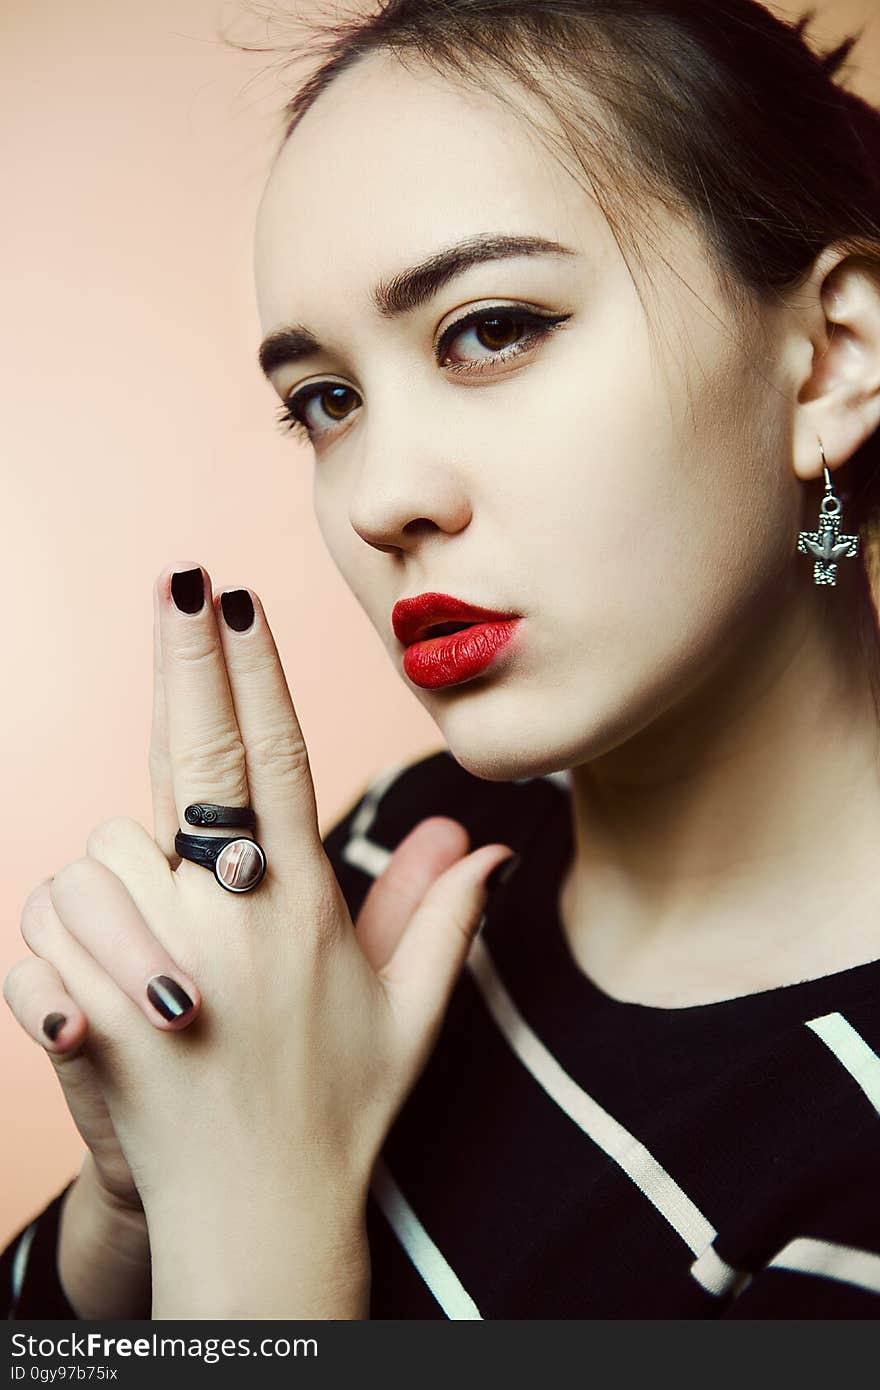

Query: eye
left=435, top=304, right=571, bottom=375
left=274, top=384, right=359, bottom=446
left=274, top=304, right=572, bottom=445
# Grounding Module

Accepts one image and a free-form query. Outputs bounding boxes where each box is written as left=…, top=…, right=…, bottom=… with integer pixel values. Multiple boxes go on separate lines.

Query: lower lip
left=402, top=619, right=521, bottom=690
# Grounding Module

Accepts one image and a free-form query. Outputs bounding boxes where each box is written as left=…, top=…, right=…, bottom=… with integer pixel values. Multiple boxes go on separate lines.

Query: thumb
left=378, top=842, right=519, bottom=1048
left=355, top=816, right=473, bottom=972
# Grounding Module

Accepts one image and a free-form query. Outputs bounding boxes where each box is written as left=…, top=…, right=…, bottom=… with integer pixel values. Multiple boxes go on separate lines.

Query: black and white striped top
left=4, top=749, right=880, bottom=1318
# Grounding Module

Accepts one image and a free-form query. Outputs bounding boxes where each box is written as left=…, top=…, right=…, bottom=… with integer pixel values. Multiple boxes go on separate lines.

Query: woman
left=3, top=0, right=880, bottom=1319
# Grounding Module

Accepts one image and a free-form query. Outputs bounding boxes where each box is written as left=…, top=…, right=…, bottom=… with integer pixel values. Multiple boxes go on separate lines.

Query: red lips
left=392, top=592, right=519, bottom=646
left=392, top=593, right=523, bottom=689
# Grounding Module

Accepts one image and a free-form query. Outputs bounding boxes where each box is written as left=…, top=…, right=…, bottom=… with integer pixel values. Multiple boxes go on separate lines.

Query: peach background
left=2, top=1, right=878, bottom=1249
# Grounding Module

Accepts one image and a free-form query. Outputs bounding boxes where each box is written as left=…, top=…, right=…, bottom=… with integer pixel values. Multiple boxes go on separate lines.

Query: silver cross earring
left=797, top=438, right=860, bottom=586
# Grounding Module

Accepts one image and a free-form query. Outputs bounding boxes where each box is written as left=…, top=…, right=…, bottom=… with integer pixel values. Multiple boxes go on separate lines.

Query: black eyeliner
left=434, top=304, right=571, bottom=360
left=276, top=304, right=573, bottom=442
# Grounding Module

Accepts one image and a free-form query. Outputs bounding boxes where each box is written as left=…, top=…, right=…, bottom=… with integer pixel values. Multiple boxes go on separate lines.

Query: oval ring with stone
left=174, top=830, right=268, bottom=894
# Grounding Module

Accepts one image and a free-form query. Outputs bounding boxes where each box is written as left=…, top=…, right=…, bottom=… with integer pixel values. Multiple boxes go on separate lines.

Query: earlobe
left=792, top=247, right=880, bottom=483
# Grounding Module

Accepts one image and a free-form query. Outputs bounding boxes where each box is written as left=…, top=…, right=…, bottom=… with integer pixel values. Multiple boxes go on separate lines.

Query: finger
left=44, top=863, right=202, bottom=1029
left=4, top=948, right=133, bottom=1194
left=17, top=878, right=132, bottom=1049
left=149, top=583, right=180, bottom=866
left=213, top=584, right=323, bottom=870
left=354, top=817, right=471, bottom=972
left=157, top=564, right=259, bottom=888
left=3, top=951, right=88, bottom=1055
left=379, top=844, right=517, bottom=1041
left=84, top=812, right=175, bottom=920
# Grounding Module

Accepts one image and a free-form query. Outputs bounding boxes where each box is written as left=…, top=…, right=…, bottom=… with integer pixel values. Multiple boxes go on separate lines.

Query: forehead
left=253, top=50, right=610, bottom=330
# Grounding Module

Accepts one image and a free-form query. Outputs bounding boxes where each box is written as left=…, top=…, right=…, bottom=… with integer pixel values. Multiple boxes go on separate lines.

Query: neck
left=560, top=565, right=880, bottom=1005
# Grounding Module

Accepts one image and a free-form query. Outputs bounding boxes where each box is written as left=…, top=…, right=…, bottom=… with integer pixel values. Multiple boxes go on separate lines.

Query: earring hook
left=817, top=435, right=832, bottom=492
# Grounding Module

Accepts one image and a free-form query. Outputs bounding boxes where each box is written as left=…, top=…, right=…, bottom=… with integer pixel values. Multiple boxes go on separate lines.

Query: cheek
left=521, top=359, right=791, bottom=695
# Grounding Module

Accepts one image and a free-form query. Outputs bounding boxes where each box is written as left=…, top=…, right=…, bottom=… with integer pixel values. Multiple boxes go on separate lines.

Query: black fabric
left=2, top=1180, right=79, bottom=1319
left=329, top=751, right=880, bottom=1319
left=4, top=749, right=880, bottom=1319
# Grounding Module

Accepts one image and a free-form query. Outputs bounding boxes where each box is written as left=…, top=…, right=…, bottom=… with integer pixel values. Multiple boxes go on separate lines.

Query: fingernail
left=220, top=589, right=255, bottom=633
left=42, top=1012, right=67, bottom=1042
left=485, top=851, right=521, bottom=897
left=171, top=568, right=204, bottom=614
left=147, top=976, right=194, bottom=1021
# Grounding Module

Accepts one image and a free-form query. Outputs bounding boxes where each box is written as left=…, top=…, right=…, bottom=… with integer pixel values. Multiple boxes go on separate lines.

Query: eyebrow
left=257, top=232, right=578, bottom=380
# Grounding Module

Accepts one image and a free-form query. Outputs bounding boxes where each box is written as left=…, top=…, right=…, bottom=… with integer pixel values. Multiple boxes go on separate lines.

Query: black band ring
left=183, top=802, right=256, bottom=829
left=175, top=830, right=267, bottom=893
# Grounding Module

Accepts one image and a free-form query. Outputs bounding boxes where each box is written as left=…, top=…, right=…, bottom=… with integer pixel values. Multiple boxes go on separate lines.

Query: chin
left=436, top=673, right=650, bottom=782
left=441, top=718, right=579, bottom=785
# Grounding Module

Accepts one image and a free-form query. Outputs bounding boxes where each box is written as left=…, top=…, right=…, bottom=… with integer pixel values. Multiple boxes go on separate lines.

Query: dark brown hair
left=230, top=0, right=880, bottom=691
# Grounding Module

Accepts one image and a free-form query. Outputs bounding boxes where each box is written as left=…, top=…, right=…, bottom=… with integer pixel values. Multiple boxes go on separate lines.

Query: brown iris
left=473, top=317, right=521, bottom=351
left=322, top=385, right=358, bottom=420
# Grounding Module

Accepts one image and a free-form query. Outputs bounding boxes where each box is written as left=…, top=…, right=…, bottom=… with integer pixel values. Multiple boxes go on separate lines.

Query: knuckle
left=49, top=857, right=99, bottom=912
left=20, top=877, right=52, bottom=916
left=247, top=729, right=311, bottom=784
left=20, top=888, right=57, bottom=950
left=86, top=814, right=142, bottom=858
left=235, top=647, right=276, bottom=678
left=171, top=632, right=223, bottom=670
left=175, top=728, right=247, bottom=793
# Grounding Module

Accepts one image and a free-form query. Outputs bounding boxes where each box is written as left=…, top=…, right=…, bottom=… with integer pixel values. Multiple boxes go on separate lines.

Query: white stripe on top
left=349, top=763, right=880, bottom=1311
left=369, top=1155, right=483, bottom=1319
left=465, top=932, right=745, bottom=1297
left=805, top=1012, right=880, bottom=1114
left=350, top=760, right=746, bottom=1303
left=768, top=1237, right=880, bottom=1296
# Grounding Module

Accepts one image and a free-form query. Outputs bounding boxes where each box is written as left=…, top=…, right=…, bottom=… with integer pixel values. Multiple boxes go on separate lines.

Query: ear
left=790, top=242, right=880, bottom=482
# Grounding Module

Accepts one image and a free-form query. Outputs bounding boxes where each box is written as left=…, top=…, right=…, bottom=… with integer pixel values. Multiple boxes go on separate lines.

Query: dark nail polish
left=485, top=852, right=521, bottom=896
left=43, top=1012, right=67, bottom=1042
left=220, top=589, right=255, bottom=633
left=147, top=975, right=194, bottom=1021
left=171, top=568, right=204, bottom=614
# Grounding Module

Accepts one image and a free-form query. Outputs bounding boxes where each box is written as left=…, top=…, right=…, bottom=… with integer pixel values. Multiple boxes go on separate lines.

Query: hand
left=35, top=563, right=516, bottom=1316
left=2, top=921, right=146, bottom=1214
left=3, top=586, right=206, bottom=1219
left=4, top=878, right=203, bottom=1219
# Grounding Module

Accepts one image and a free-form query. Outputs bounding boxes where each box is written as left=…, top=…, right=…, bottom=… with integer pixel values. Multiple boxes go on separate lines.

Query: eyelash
left=273, top=305, right=572, bottom=445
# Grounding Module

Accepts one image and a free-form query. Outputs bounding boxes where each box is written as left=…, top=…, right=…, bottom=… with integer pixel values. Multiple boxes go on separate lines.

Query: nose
left=348, top=430, right=473, bottom=556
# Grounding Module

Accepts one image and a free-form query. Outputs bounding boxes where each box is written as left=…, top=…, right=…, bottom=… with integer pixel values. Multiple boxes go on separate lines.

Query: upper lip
left=392, top=592, right=520, bottom=646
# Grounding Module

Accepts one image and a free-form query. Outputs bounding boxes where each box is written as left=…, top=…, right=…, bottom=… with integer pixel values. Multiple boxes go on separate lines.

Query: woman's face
left=253, top=51, right=798, bottom=782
